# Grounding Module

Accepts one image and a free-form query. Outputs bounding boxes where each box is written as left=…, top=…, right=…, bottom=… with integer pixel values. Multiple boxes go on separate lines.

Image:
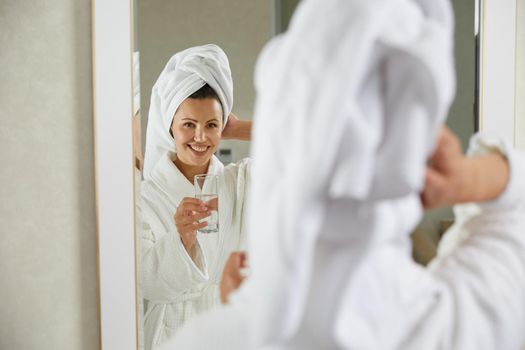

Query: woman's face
left=170, top=98, right=223, bottom=169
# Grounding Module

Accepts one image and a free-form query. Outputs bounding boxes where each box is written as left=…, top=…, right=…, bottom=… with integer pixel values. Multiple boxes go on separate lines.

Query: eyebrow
left=181, top=117, right=220, bottom=123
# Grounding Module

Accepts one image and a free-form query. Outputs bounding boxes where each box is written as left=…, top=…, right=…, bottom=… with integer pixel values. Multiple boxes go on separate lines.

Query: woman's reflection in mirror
left=137, top=44, right=252, bottom=350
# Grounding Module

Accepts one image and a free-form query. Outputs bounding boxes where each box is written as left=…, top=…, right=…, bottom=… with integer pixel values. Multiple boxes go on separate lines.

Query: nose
left=194, top=125, right=206, bottom=142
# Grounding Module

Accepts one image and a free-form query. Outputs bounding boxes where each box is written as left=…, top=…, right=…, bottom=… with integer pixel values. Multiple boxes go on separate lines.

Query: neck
left=173, top=156, right=210, bottom=183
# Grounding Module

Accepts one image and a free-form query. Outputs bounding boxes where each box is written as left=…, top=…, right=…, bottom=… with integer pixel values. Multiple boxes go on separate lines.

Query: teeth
left=190, top=145, right=208, bottom=152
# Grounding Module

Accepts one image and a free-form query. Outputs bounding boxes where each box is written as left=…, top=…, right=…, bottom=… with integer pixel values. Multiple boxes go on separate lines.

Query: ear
left=170, top=104, right=183, bottom=138
left=169, top=118, right=175, bottom=138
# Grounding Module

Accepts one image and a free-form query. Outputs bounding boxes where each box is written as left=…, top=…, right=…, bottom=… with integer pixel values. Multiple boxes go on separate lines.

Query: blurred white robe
left=247, top=0, right=457, bottom=346
left=138, top=151, right=250, bottom=350
left=161, top=136, right=525, bottom=350
left=162, top=0, right=525, bottom=349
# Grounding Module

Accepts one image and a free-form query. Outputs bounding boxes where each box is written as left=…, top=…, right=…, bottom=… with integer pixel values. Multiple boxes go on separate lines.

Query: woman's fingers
left=205, top=197, right=218, bottom=211
left=193, top=221, right=209, bottom=230
left=421, top=127, right=466, bottom=210
left=184, top=222, right=208, bottom=236
left=192, top=210, right=212, bottom=221
left=180, top=220, right=208, bottom=234
left=178, top=210, right=211, bottom=225
left=220, top=251, right=248, bottom=304
left=175, top=197, right=209, bottom=224
left=180, top=201, right=208, bottom=213
left=181, top=197, right=206, bottom=205
left=175, top=197, right=213, bottom=253
left=422, top=167, right=448, bottom=209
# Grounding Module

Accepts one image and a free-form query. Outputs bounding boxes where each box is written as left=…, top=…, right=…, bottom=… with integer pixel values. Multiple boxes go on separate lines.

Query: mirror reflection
left=133, top=2, right=272, bottom=349
left=131, top=1, right=478, bottom=349
left=138, top=43, right=253, bottom=350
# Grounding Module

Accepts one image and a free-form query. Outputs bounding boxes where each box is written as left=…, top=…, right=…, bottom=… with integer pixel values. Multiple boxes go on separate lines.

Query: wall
left=0, top=1, right=99, bottom=349
left=0, top=1, right=520, bottom=347
left=137, top=0, right=272, bottom=162
left=517, top=0, right=525, bottom=150
left=448, top=0, right=476, bottom=149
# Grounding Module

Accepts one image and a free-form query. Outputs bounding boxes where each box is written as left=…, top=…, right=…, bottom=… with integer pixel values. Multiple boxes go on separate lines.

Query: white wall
left=480, top=0, right=518, bottom=144
left=517, top=0, right=525, bottom=150
left=0, top=1, right=99, bottom=349
left=0, top=1, right=522, bottom=347
left=137, top=0, right=272, bottom=161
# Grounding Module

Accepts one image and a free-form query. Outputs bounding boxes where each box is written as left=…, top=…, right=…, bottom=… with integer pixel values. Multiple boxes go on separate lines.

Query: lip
left=187, top=143, right=211, bottom=156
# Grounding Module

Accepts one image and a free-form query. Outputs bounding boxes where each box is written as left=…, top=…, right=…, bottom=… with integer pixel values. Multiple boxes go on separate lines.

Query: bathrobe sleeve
left=425, top=137, right=525, bottom=349
left=222, top=158, right=252, bottom=251
left=138, top=199, right=210, bottom=302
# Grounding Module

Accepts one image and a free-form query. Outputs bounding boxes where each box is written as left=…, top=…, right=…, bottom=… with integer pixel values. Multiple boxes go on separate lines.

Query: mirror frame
left=92, top=0, right=139, bottom=349
left=478, top=0, right=519, bottom=143
left=91, top=0, right=519, bottom=348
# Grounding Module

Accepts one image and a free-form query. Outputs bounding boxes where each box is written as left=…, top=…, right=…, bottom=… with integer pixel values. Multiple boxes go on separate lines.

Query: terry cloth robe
left=161, top=0, right=525, bottom=348
left=138, top=151, right=250, bottom=350
left=159, top=135, right=525, bottom=350
left=245, top=0, right=458, bottom=347
left=245, top=0, right=525, bottom=348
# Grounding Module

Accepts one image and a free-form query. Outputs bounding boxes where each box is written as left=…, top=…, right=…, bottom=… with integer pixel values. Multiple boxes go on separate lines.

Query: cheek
left=171, top=130, right=189, bottom=152
left=171, top=128, right=191, bottom=146
left=209, top=130, right=221, bottom=144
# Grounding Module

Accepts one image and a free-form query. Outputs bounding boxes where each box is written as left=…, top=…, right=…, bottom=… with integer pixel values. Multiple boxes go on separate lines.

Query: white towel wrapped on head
left=242, top=0, right=457, bottom=346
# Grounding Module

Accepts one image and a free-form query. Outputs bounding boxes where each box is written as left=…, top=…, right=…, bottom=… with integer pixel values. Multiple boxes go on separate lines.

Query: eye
left=207, top=122, right=219, bottom=129
left=183, top=122, right=195, bottom=128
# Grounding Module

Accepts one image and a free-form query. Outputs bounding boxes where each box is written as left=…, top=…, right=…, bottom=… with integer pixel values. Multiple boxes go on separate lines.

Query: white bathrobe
left=247, top=0, right=457, bottom=347
left=160, top=135, right=525, bottom=350
left=138, top=151, right=250, bottom=350
left=161, top=0, right=525, bottom=349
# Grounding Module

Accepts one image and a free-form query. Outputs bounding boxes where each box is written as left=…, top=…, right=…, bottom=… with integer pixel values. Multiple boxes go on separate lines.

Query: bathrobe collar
left=149, top=151, right=224, bottom=198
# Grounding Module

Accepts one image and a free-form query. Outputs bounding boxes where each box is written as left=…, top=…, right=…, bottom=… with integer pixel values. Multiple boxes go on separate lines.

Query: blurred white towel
left=247, top=0, right=455, bottom=345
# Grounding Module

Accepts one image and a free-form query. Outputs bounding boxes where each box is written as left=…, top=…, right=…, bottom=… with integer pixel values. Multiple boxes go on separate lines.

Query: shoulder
left=217, top=158, right=252, bottom=198
left=227, top=157, right=252, bottom=168
left=223, top=158, right=252, bottom=179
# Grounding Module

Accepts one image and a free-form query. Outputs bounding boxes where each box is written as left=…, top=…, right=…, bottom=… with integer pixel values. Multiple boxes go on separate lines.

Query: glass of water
left=194, top=174, right=219, bottom=234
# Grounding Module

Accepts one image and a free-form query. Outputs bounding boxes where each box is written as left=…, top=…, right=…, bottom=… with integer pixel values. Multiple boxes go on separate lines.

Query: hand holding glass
left=194, top=174, right=219, bottom=234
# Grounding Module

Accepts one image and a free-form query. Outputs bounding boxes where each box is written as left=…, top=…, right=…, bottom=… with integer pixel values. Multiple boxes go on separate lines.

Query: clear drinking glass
left=194, top=174, right=219, bottom=234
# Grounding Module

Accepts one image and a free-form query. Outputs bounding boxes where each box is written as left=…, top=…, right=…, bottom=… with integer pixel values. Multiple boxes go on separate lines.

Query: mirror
left=127, top=1, right=505, bottom=349
left=91, top=0, right=521, bottom=347
left=132, top=2, right=274, bottom=350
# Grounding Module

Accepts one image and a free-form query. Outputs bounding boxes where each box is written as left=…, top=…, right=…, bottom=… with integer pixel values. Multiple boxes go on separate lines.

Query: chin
left=190, top=158, right=211, bottom=167
left=181, top=153, right=212, bottom=167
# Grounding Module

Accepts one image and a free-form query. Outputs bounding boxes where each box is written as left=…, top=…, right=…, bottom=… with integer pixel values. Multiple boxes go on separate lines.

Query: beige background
left=0, top=0, right=522, bottom=349
left=0, top=1, right=99, bottom=349
left=517, top=0, right=525, bottom=150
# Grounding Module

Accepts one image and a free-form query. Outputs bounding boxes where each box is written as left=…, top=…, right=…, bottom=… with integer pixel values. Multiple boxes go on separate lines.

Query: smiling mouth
left=188, top=144, right=210, bottom=153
